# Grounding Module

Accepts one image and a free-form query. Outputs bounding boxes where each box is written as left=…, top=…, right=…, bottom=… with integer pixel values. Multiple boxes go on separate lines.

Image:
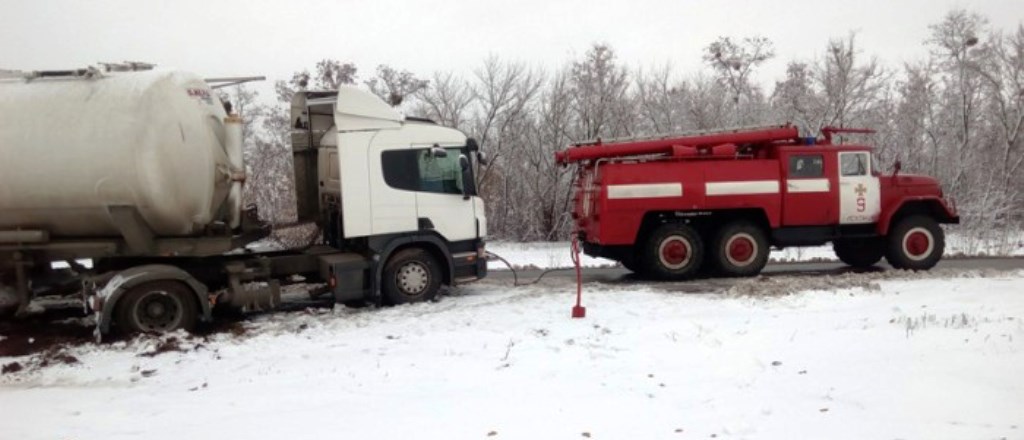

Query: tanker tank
left=0, top=70, right=243, bottom=238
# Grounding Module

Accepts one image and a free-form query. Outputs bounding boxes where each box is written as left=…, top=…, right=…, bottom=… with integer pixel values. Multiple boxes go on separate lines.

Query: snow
left=2, top=270, right=1023, bottom=439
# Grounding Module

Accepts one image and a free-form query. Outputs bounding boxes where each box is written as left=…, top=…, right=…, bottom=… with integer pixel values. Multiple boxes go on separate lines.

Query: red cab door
left=781, top=151, right=838, bottom=226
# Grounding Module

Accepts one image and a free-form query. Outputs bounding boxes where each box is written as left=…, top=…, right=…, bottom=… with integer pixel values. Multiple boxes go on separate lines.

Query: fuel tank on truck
left=0, top=70, right=240, bottom=237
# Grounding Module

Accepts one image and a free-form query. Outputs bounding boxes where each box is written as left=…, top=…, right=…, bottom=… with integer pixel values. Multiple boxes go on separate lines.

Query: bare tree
left=818, top=33, right=889, bottom=132
left=313, top=59, right=358, bottom=90
left=635, top=64, right=686, bottom=134
left=570, top=44, right=631, bottom=139
left=973, top=25, right=1024, bottom=195
left=928, top=10, right=987, bottom=196
left=771, top=61, right=822, bottom=134
left=365, top=64, right=428, bottom=107
left=413, top=71, right=475, bottom=129
left=703, top=36, right=775, bottom=124
left=686, top=73, right=732, bottom=130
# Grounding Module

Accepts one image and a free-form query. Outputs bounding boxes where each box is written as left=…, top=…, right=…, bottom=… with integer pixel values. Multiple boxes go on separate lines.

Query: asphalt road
left=482, top=257, right=1024, bottom=291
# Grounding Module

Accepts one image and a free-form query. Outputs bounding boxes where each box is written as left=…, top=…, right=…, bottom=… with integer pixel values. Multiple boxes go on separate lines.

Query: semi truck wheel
left=709, top=221, right=769, bottom=277
left=642, top=223, right=704, bottom=280
left=115, top=281, right=198, bottom=334
left=886, top=215, right=944, bottom=270
left=382, top=248, right=442, bottom=305
left=833, top=238, right=885, bottom=268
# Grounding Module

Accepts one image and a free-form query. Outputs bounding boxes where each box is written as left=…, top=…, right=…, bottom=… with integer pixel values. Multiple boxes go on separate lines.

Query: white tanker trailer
left=0, top=66, right=488, bottom=335
left=0, top=69, right=245, bottom=238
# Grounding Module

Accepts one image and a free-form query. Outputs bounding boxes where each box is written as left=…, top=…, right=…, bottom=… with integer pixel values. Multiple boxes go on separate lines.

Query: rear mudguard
left=90, top=264, right=211, bottom=335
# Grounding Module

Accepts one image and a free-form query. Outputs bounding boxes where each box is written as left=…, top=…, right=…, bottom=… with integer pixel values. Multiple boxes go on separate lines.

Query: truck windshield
left=419, top=147, right=466, bottom=194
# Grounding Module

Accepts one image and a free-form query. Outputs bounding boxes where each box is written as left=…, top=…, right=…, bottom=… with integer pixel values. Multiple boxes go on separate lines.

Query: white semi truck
left=0, top=67, right=487, bottom=334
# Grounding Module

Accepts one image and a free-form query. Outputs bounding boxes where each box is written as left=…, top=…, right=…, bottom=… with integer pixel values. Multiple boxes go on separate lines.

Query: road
left=482, top=257, right=1024, bottom=292
left=2, top=257, right=1021, bottom=356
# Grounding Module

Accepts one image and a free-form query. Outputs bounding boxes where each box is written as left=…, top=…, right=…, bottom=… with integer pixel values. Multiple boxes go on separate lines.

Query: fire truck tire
left=709, top=221, right=769, bottom=277
left=833, top=238, right=885, bottom=268
left=382, top=248, right=443, bottom=305
left=886, top=215, right=944, bottom=271
left=115, top=281, right=198, bottom=334
left=642, top=223, right=704, bottom=280
left=619, top=253, right=641, bottom=273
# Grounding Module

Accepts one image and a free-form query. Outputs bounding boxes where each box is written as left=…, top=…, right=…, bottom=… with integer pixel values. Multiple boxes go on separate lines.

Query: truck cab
left=291, top=87, right=487, bottom=304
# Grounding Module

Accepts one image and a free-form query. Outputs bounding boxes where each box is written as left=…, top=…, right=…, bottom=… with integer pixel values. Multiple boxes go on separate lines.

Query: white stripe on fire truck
left=607, top=183, right=683, bottom=199
left=786, top=178, right=830, bottom=193
left=705, top=180, right=779, bottom=196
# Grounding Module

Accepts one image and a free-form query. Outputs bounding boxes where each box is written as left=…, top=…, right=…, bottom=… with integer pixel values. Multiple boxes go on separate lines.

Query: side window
left=788, top=154, right=824, bottom=178
left=381, top=150, right=420, bottom=191
left=381, top=147, right=466, bottom=195
left=840, top=153, right=868, bottom=176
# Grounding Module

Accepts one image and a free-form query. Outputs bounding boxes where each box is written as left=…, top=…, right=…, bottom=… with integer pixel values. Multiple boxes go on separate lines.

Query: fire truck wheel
left=833, top=238, right=885, bottom=268
left=383, top=248, right=443, bottom=305
left=643, top=223, right=704, bottom=280
left=709, top=221, right=769, bottom=277
left=115, top=281, right=198, bottom=334
left=619, top=253, right=641, bottom=273
left=886, top=215, right=944, bottom=271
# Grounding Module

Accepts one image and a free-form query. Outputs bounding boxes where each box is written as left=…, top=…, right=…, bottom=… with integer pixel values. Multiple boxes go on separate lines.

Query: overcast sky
left=3, top=0, right=1022, bottom=97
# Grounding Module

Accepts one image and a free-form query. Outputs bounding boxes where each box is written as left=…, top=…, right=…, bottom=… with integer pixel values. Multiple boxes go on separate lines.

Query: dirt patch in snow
left=1, top=361, right=23, bottom=374
left=0, top=303, right=94, bottom=357
left=726, top=268, right=1020, bottom=297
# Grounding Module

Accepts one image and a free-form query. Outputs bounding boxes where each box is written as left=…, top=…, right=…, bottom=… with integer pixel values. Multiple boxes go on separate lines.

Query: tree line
left=227, top=9, right=1023, bottom=251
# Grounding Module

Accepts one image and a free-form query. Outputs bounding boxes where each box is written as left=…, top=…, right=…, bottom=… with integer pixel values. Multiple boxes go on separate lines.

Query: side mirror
left=429, top=144, right=448, bottom=158
left=467, top=138, right=480, bottom=152
left=476, top=151, right=488, bottom=166
left=892, top=160, right=902, bottom=177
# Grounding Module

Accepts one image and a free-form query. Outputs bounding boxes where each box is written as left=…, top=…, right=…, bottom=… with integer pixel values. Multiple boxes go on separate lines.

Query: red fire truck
left=555, top=125, right=959, bottom=279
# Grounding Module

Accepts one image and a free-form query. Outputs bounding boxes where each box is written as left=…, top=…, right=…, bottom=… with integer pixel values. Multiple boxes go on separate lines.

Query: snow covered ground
left=487, top=231, right=1024, bottom=269
left=2, top=270, right=1022, bottom=440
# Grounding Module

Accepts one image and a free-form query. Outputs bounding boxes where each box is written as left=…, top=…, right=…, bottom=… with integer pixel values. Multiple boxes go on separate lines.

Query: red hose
left=571, top=223, right=586, bottom=318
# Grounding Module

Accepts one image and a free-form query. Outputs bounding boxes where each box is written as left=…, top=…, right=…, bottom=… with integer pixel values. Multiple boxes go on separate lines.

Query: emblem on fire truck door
left=854, top=183, right=867, bottom=212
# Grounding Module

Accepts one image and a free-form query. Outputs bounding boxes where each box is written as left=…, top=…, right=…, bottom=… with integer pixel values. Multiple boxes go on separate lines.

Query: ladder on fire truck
left=556, top=124, right=875, bottom=165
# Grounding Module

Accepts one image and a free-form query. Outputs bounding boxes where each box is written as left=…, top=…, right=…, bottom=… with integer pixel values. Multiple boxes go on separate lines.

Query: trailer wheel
left=115, top=281, right=198, bottom=334
left=642, top=223, right=704, bottom=280
left=709, top=221, right=769, bottom=277
left=833, top=238, right=885, bottom=268
left=382, top=248, right=442, bottom=305
left=886, top=215, right=944, bottom=270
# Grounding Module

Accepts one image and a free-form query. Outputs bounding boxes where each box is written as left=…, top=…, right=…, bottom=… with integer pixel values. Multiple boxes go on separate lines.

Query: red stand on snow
left=570, top=235, right=586, bottom=318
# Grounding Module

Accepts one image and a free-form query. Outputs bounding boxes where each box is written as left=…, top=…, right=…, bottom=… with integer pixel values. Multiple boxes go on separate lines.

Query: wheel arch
left=94, top=264, right=210, bottom=334
left=878, top=198, right=959, bottom=235
left=371, top=233, right=454, bottom=293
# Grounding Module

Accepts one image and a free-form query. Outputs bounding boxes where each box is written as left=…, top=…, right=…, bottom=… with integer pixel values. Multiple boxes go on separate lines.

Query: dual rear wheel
left=635, top=221, right=769, bottom=280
